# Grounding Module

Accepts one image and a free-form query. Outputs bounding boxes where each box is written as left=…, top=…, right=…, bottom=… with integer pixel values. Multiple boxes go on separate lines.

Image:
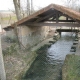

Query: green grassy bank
left=62, top=54, right=80, bottom=80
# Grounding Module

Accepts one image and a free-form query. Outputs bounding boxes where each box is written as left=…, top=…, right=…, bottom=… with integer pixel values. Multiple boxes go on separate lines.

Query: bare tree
left=13, top=0, right=23, bottom=49
left=13, top=0, right=23, bottom=20
left=27, top=0, right=30, bottom=16
left=63, top=0, right=72, bottom=7
left=63, top=0, right=80, bottom=12
left=26, top=0, right=34, bottom=16
left=13, top=0, right=34, bottom=18
left=31, top=0, right=34, bottom=14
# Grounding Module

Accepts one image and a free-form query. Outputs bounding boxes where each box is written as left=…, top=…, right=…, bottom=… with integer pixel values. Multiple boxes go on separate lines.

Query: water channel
left=23, top=32, right=75, bottom=80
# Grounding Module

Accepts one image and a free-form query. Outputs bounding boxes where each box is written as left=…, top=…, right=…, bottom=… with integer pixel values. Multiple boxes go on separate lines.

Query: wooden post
left=59, top=32, right=61, bottom=37
left=0, top=25, right=6, bottom=80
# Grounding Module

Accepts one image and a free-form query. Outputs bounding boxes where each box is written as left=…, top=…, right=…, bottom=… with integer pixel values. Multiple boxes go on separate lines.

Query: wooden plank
left=26, top=23, right=80, bottom=27
left=56, top=12, right=59, bottom=23
left=56, top=29, right=79, bottom=32
left=47, top=20, right=75, bottom=22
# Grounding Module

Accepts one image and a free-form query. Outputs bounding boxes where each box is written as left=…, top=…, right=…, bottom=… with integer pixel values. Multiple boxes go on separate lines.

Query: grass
left=2, top=16, right=17, bottom=22
left=3, top=16, right=16, bottom=20
left=0, top=15, right=17, bottom=24
left=3, top=43, right=18, bottom=56
left=62, top=54, right=80, bottom=80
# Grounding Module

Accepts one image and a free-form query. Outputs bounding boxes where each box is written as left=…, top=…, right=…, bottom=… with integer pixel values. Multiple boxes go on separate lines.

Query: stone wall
left=17, top=25, right=50, bottom=49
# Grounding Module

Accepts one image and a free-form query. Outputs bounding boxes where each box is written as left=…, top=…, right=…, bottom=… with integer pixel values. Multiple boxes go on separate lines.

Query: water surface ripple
left=23, top=32, right=75, bottom=80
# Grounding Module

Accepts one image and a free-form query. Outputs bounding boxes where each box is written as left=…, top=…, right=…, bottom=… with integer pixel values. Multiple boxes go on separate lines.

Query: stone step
left=70, top=49, right=76, bottom=52
left=73, top=43, right=78, bottom=45
left=71, top=45, right=77, bottom=49
left=45, top=43, right=52, bottom=47
left=73, top=41, right=78, bottom=44
left=74, top=39, right=78, bottom=41
left=49, top=41, right=55, bottom=44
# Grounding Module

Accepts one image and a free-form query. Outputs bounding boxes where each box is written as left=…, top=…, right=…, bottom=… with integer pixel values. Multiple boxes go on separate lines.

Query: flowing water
left=23, top=32, right=75, bottom=80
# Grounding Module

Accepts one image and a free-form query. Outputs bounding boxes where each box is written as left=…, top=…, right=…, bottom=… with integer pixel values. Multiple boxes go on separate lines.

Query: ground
left=4, top=51, right=28, bottom=80
left=0, top=11, right=56, bottom=80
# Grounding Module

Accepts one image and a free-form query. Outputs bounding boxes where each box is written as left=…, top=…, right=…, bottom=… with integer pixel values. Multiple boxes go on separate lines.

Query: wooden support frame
left=56, top=29, right=79, bottom=32
left=26, top=23, right=80, bottom=27
left=56, top=12, right=59, bottom=23
left=6, top=4, right=80, bottom=28
left=34, top=13, right=55, bottom=23
left=47, top=20, right=75, bottom=22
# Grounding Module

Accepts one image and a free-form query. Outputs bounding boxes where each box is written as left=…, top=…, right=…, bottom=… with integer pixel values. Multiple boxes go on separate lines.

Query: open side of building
left=4, top=4, right=80, bottom=49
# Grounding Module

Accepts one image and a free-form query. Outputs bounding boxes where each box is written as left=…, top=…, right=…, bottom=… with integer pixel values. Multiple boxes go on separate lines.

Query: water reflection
left=23, top=32, right=75, bottom=80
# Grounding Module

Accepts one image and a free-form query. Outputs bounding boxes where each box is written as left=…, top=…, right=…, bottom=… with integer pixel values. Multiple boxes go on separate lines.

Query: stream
left=23, top=32, right=75, bottom=80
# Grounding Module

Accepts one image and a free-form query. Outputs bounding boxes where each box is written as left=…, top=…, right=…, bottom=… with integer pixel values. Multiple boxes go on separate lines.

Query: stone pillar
left=0, top=25, right=6, bottom=80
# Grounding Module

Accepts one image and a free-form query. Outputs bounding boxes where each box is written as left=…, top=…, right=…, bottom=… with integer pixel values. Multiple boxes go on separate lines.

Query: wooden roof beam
left=47, top=20, right=75, bottom=22
left=26, top=23, right=80, bottom=27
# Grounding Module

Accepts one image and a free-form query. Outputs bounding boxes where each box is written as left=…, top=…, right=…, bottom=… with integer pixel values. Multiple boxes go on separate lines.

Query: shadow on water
left=22, top=32, right=75, bottom=80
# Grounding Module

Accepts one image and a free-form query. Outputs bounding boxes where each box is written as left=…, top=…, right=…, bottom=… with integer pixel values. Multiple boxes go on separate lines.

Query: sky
left=0, top=0, right=14, bottom=10
left=0, top=0, right=64, bottom=10
left=32, top=0, right=64, bottom=9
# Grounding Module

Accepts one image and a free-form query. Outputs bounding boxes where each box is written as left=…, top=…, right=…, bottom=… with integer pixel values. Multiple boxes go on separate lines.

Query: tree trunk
left=13, top=0, right=23, bottom=48
left=27, top=0, right=30, bottom=16
left=13, top=0, right=22, bottom=20
left=31, top=0, right=34, bottom=14
left=14, top=23, right=21, bottom=48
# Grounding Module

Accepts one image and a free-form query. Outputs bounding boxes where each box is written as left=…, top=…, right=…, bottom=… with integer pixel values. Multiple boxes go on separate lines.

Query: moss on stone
left=14, top=51, right=37, bottom=80
left=62, top=54, right=80, bottom=80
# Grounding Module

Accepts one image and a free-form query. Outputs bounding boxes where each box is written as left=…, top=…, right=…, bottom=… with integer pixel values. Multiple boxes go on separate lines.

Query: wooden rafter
left=34, top=13, right=55, bottom=23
